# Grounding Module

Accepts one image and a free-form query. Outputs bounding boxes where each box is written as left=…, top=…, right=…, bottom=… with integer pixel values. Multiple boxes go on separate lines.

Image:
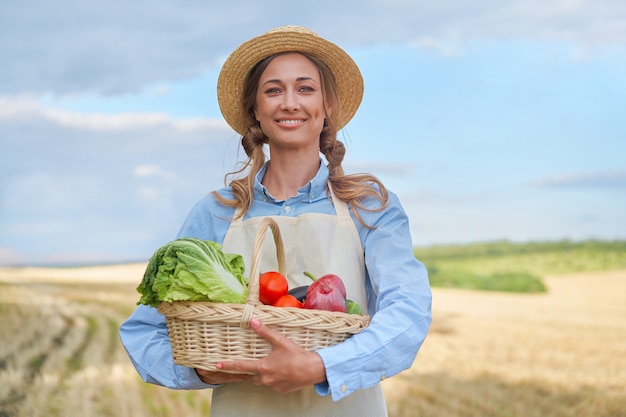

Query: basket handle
left=240, top=217, right=286, bottom=328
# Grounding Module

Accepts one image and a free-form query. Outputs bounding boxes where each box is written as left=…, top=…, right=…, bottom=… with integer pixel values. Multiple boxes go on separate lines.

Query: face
left=254, top=53, right=330, bottom=151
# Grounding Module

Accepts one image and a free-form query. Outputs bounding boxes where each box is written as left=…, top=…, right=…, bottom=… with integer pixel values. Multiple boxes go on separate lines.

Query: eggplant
left=288, top=285, right=309, bottom=303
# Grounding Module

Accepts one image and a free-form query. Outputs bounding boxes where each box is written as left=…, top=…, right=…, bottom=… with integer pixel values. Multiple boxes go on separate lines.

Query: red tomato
left=272, top=294, right=304, bottom=308
left=259, top=271, right=288, bottom=305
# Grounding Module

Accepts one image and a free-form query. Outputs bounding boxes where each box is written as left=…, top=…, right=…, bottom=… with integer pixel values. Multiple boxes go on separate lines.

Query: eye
left=264, top=87, right=282, bottom=95
left=298, top=85, right=315, bottom=93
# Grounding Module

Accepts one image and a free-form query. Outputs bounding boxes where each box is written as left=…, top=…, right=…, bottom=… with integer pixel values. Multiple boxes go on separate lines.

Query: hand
left=216, top=318, right=327, bottom=393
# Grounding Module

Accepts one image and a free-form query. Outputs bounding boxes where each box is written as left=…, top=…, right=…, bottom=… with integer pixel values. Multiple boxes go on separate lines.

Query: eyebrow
left=261, top=76, right=318, bottom=86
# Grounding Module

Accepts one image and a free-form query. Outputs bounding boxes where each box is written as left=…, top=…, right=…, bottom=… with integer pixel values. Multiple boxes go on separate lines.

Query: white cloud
left=409, top=36, right=462, bottom=57
left=138, top=186, right=161, bottom=200
left=0, top=95, right=40, bottom=117
left=133, top=165, right=164, bottom=177
left=0, top=95, right=227, bottom=131
left=529, top=170, right=626, bottom=188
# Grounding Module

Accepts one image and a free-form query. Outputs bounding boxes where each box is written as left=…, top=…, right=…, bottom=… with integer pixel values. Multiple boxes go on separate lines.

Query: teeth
left=279, top=119, right=303, bottom=124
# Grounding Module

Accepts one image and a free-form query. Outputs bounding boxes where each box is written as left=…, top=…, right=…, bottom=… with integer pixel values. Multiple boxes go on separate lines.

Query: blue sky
left=1, top=1, right=625, bottom=265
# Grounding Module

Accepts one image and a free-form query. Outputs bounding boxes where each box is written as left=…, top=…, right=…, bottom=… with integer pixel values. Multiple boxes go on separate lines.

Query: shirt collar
left=254, top=159, right=329, bottom=203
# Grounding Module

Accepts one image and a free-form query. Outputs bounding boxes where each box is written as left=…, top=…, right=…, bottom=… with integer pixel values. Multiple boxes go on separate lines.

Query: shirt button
left=284, top=206, right=291, bottom=213
left=380, top=374, right=386, bottom=381
left=340, top=384, right=347, bottom=393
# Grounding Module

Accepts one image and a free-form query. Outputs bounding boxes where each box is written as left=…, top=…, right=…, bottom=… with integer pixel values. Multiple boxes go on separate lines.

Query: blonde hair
left=214, top=52, right=388, bottom=228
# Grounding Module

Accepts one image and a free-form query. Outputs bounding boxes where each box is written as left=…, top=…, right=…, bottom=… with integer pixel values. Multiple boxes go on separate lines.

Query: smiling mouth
left=277, top=119, right=306, bottom=125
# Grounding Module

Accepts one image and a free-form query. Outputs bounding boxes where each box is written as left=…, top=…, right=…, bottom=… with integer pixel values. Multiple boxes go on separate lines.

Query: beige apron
left=210, top=188, right=387, bottom=417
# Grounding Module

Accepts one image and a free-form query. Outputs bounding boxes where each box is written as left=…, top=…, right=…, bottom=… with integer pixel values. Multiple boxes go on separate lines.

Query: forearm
left=119, top=305, right=213, bottom=390
left=315, top=291, right=432, bottom=400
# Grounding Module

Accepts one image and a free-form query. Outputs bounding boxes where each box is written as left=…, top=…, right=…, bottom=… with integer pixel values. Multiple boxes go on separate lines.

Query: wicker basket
left=158, top=217, right=370, bottom=373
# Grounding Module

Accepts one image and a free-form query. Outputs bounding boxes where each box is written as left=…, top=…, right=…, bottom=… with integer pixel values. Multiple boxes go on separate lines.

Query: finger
left=195, top=368, right=252, bottom=384
left=216, top=359, right=259, bottom=376
left=249, top=317, right=289, bottom=347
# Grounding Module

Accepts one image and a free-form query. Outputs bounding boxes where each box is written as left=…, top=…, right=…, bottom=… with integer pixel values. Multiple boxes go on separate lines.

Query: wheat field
left=0, top=265, right=624, bottom=416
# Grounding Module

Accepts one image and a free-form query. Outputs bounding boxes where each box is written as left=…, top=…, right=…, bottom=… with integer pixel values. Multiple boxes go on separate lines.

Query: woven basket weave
left=158, top=217, right=370, bottom=373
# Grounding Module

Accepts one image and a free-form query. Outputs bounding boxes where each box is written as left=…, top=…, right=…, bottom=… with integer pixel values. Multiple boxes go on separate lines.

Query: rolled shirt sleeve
left=119, top=304, right=216, bottom=389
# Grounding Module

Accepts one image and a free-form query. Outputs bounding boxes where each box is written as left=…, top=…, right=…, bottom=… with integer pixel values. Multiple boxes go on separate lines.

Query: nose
left=280, top=89, right=300, bottom=111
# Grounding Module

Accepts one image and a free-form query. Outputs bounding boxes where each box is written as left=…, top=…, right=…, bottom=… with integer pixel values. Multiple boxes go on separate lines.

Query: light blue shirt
left=119, top=162, right=432, bottom=401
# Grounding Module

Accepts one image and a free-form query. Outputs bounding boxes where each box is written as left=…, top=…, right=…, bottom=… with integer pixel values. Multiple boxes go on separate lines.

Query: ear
left=254, top=106, right=260, bottom=121
left=324, top=101, right=332, bottom=119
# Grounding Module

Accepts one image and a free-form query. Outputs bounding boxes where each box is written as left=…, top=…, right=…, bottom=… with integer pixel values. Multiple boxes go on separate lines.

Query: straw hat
left=217, top=25, right=364, bottom=135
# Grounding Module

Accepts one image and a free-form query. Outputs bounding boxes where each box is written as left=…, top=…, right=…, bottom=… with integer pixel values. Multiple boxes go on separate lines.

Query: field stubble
left=0, top=265, right=624, bottom=416
left=384, top=269, right=626, bottom=417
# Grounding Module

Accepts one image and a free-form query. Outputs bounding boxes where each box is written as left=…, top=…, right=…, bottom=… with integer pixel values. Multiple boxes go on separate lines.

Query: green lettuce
left=137, top=238, right=248, bottom=307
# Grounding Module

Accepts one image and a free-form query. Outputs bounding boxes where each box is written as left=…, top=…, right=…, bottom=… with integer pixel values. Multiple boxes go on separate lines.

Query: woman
left=120, top=25, right=432, bottom=416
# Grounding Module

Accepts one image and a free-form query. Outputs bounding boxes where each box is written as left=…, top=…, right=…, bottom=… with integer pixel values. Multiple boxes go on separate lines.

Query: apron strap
left=327, top=182, right=351, bottom=220
left=232, top=207, right=244, bottom=226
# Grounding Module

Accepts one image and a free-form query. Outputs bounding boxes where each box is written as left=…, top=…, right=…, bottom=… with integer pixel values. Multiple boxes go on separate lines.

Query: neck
left=262, top=153, right=320, bottom=200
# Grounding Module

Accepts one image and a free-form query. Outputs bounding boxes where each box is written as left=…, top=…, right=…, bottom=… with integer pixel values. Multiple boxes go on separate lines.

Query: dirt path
left=0, top=263, right=220, bottom=417
left=1, top=266, right=624, bottom=416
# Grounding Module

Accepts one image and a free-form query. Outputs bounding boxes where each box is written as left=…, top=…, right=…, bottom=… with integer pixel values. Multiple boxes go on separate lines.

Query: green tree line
left=414, top=240, right=626, bottom=293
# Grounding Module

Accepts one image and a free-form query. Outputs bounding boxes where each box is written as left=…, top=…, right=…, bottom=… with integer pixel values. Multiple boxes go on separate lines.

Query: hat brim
left=217, top=26, right=364, bottom=136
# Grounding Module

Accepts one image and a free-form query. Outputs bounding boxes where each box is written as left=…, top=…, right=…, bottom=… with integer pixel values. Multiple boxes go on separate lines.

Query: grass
left=414, top=239, right=626, bottom=293
left=66, top=315, right=98, bottom=374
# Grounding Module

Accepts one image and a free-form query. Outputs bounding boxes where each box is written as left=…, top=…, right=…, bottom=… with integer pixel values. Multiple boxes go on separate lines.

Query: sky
left=1, top=0, right=625, bottom=266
